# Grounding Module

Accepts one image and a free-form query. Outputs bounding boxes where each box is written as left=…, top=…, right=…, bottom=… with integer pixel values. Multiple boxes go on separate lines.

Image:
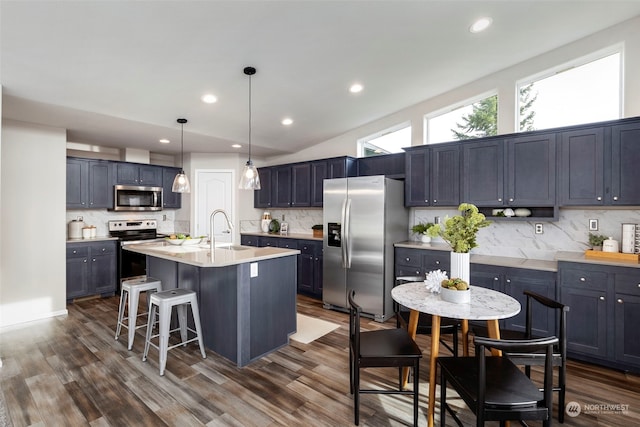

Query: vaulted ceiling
left=2, top=1, right=639, bottom=158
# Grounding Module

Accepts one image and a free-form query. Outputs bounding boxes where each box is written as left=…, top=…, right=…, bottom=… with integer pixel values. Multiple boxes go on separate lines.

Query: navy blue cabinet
left=357, top=152, right=405, bottom=178
left=161, top=167, right=182, bottom=208
left=558, top=126, right=605, bottom=205
left=404, top=144, right=459, bottom=207
left=115, top=162, right=162, bottom=186
left=559, top=261, right=640, bottom=373
left=291, top=163, right=311, bottom=207
left=254, top=167, right=273, bottom=208
left=66, top=158, right=113, bottom=209
left=66, top=241, right=117, bottom=301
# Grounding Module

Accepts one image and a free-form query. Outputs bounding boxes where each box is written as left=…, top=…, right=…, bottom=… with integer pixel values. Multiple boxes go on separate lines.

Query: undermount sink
left=217, top=245, right=250, bottom=251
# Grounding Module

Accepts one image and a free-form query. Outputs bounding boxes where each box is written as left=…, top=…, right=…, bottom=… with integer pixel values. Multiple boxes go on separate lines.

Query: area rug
left=290, top=314, right=340, bottom=344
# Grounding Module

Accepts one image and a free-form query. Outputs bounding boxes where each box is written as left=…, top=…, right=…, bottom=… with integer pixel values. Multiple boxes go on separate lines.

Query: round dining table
left=391, top=282, right=521, bottom=427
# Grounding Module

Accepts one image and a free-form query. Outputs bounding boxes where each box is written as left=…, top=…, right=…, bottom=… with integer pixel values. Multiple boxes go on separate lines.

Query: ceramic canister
left=602, top=237, right=619, bottom=253
left=621, top=224, right=637, bottom=253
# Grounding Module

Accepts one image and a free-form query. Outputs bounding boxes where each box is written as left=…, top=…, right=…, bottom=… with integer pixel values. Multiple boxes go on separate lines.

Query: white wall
left=1, top=120, right=67, bottom=327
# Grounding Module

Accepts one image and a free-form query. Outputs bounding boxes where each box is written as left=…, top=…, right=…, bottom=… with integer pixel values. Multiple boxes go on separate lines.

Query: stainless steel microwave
left=112, top=185, right=163, bottom=211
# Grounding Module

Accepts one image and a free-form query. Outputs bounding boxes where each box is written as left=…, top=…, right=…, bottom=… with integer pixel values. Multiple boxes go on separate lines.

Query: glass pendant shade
left=172, top=118, right=191, bottom=193
left=238, top=160, right=261, bottom=190
left=172, top=170, right=191, bottom=193
left=238, top=66, right=261, bottom=190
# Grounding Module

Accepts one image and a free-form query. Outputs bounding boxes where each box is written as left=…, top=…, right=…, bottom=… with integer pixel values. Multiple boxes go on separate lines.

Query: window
left=425, top=92, right=498, bottom=144
left=517, top=49, right=622, bottom=131
left=358, top=122, right=411, bottom=157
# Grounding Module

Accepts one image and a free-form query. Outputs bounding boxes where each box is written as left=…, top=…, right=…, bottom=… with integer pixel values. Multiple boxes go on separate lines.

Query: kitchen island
left=124, top=241, right=300, bottom=367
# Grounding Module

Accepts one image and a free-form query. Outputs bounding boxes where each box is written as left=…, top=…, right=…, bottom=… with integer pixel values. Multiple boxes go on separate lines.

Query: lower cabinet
left=240, top=235, right=324, bottom=300
left=470, top=264, right=557, bottom=336
left=66, top=240, right=118, bottom=300
left=559, top=261, right=640, bottom=373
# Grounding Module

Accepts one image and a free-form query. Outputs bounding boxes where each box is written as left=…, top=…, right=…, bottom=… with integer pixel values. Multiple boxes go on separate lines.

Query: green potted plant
left=427, top=203, right=491, bottom=283
left=588, top=232, right=606, bottom=251
left=411, top=222, right=434, bottom=243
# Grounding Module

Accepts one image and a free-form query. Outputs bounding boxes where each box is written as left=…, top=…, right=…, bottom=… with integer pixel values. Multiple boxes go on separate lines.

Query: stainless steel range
left=108, top=219, right=165, bottom=280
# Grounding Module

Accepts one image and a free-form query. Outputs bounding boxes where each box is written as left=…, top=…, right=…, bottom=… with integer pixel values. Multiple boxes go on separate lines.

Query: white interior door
left=194, top=170, right=234, bottom=245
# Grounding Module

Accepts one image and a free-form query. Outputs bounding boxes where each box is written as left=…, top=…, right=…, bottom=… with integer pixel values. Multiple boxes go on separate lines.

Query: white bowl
left=514, top=208, right=532, bottom=217
left=165, top=238, right=184, bottom=246
left=440, top=286, right=470, bottom=304
left=181, top=237, right=202, bottom=246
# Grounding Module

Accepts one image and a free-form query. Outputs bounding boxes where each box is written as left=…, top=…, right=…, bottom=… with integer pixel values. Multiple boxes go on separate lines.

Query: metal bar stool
left=142, top=288, right=206, bottom=376
left=115, top=276, right=162, bottom=350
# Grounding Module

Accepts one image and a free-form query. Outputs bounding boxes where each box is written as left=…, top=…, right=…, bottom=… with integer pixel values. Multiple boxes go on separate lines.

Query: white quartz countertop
left=123, top=241, right=299, bottom=268
left=394, top=241, right=640, bottom=271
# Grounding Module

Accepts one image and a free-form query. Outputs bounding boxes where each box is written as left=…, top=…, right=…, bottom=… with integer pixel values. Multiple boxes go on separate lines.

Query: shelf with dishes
left=478, top=206, right=558, bottom=221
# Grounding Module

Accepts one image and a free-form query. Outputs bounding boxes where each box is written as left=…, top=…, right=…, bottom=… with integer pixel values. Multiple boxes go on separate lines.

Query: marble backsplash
left=413, top=207, right=640, bottom=261
left=68, top=206, right=639, bottom=261
left=65, top=210, right=189, bottom=238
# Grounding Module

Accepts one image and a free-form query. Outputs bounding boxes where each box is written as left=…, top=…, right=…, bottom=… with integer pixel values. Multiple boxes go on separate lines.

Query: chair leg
left=142, top=304, right=156, bottom=362
left=559, top=366, right=567, bottom=423
left=413, top=360, right=419, bottom=427
left=127, top=287, right=140, bottom=350
left=115, top=288, right=127, bottom=341
left=188, top=298, right=206, bottom=359
left=158, top=302, right=172, bottom=376
left=452, top=324, right=459, bottom=357
left=354, top=361, right=360, bottom=425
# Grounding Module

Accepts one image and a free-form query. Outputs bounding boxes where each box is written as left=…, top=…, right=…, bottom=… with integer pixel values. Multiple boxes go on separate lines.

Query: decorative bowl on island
left=165, top=238, right=185, bottom=245
left=181, top=237, right=202, bottom=246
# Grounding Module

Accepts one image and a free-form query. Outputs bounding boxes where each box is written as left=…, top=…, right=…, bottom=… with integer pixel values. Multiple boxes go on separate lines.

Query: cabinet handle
left=498, top=198, right=502, bottom=202
left=613, top=196, right=619, bottom=201
left=580, top=277, right=586, bottom=282
left=83, top=259, right=87, bottom=263
left=509, top=198, right=514, bottom=202
left=617, top=298, right=624, bottom=304
left=433, top=199, right=437, bottom=203
left=73, top=250, right=77, bottom=254
left=405, top=257, right=410, bottom=262
left=494, top=277, right=499, bottom=281
left=435, top=260, right=440, bottom=265
left=102, top=248, right=106, bottom=252
left=597, top=196, right=602, bottom=201
left=92, top=258, right=96, bottom=262
left=415, top=270, right=420, bottom=275
left=599, top=296, right=605, bottom=301
left=506, top=279, right=511, bottom=284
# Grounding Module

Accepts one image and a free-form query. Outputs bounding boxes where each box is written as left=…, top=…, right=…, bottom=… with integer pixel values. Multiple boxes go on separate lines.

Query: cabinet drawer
left=422, top=252, right=449, bottom=271
left=261, top=237, right=280, bottom=247
left=299, top=241, right=322, bottom=255
left=395, top=248, right=422, bottom=268
left=89, top=242, right=116, bottom=255
left=277, top=239, right=298, bottom=249
left=614, top=273, right=640, bottom=295
left=396, top=265, right=423, bottom=278
left=561, top=268, right=608, bottom=290
left=67, top=245, right=89, bottom=258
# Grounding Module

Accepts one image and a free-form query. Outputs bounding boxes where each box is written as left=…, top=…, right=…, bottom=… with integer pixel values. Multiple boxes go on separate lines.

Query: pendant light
left=172, top=118, right=191, bottom=193
left=238, top=66, right=261, bottom=190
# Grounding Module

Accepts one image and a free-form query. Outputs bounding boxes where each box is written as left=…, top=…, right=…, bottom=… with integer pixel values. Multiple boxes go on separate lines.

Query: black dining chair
left=348, top=290, right=423, bottom=426
left=439, top=336, right=558, bottom=427
left=394, top=275, right=461, bottom=356
left=472, top=290, right=569, bottom=422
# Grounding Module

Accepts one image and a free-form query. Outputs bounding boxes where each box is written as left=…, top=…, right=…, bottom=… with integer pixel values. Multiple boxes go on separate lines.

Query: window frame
left=357, top=121, right=411, bottom=157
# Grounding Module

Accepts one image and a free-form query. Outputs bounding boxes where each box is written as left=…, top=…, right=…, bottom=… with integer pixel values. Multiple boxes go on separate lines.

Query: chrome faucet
left=210, top=209, right=234, bottom=258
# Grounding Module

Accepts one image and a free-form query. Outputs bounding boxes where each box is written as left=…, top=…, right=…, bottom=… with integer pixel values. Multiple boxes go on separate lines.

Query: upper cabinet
left=559, top=119, right=640, bottom=206
left=404, top=143, right=460, bottom=207
left=161, top=167, right=182, bottom=209
left=462, top=133, right=556, bottom=208
left=357, top=152, right=405, bottom=178
left=254, top=156, right=356, bottom=208
left=115, top=162, right=162, bottom=186
left=66, top=158, right=113, bottom=209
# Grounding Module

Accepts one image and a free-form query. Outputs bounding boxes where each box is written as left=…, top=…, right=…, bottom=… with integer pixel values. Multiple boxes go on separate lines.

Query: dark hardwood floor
left=1, top=294, right=638, bottom=426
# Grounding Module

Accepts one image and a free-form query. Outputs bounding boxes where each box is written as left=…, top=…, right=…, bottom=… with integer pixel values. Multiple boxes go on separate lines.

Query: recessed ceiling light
left=232, top=144, right=242, bottom=148
left=281, top=118, right=293, bottom=126
left=159, top=138, right=170, bottom=144
left=201, top=94, right=218, bottom=104
left=469, top=17, right=492, bottom=33
left=349, top=83, right=364, bottom=93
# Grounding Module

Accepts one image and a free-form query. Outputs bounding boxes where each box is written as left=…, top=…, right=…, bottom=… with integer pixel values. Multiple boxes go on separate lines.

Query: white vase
left=450, top=252, right=470, bottom=284
left=420, top=234, right=432, bottom=243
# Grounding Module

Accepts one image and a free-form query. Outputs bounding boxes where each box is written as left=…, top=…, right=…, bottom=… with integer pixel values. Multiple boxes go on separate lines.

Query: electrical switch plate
left=535, top=223, right=543, bottom=234
left=250, top=262, right=258, bottom=278
left=77, top=216, right=83, bottom=222
left=589, top=219, right=598, bottom=231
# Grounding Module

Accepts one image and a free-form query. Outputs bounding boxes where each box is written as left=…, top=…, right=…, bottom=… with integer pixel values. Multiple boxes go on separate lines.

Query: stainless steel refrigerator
left=323, top=176, right=408, bottom=322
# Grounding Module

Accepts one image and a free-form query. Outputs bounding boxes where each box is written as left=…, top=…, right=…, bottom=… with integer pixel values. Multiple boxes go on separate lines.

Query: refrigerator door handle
left=343, top=198, right=352, bottom=268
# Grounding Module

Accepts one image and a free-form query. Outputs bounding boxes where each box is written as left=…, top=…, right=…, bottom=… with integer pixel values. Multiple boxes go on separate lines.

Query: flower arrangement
left=427, top=203, right=490, bottom=253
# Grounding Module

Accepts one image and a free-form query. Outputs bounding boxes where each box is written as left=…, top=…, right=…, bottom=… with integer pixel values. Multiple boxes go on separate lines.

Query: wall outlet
left=250, top=262, right=258, bottom=278
left=535, top=223, right=544, bottom=234
left=589, top=219, right=598, bottom=231
left=77, top=216, right=83, bottom=222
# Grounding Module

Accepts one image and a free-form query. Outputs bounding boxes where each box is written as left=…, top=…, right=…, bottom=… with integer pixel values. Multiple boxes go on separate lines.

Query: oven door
left=119, top=239, right=159, bottom=280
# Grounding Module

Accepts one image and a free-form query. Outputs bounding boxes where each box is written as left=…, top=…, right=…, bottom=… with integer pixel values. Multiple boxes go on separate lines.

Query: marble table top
left=391, top=282, right=521, bottom=321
